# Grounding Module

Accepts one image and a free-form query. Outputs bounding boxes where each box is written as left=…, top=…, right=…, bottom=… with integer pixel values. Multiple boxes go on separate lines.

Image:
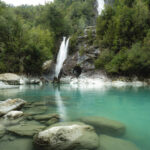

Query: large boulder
left=34, top=122, right=99, bottom=150
left=99, top=134, right=140, bottom=150
left=80, top=116, right=126, bottom=136
left=0, top=73, right=21, bottom=85
left=7, top=121, right=46, bottom=137
left=0, top=98, right=26, bottom=116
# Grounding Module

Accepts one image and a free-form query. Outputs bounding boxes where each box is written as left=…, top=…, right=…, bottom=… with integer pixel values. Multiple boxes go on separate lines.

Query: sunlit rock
left=0, top=73, right=21, bottom=85
left=42, top=60, right=52, bottom=73
left=4, top=111, right=23, bottom=119
left=80, top=116, right=126, bottom=136
left=34, top=122, right=99, bottom=150
left=99, top=134, right=140, bottom=150
left=0, top=98, right=26, bottom=116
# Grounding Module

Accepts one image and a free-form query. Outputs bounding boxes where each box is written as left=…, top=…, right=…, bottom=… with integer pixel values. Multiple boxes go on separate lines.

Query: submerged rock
left=33, top=113, right=59, bottom=121
left=7, top=121, right=45, bottom=137
left=99, top=134, right=140, bottom=150
left=0, top=137, right=33, bottom=150
left=0, top=124, right=5, bottom=138
left=4, top=111, right=23, bottom=119
left=24, top=106, right=48, bottom=116
left=80, top=116, right=126, bottom=136
left=34, top=122, right=99, bottom=150
left=0, top=98, right=26, bottom=116
left=46, top=118, right=59, bottom=126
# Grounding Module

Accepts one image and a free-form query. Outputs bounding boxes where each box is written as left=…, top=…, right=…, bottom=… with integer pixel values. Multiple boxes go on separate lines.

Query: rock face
left=99, top=134, right=140, bottom=150
left=0, top=98, right=26, bottom=116
left=0, top=73, right=21, bottom=85
left=34, top=122, right=99, bottom=150
left=80, top=116, right=126, bottom=136
left=7, top=121, right=46, bottom=137
left=63, top=26, right=100, bottom=77
left=4, top=111, right=23, bottom=119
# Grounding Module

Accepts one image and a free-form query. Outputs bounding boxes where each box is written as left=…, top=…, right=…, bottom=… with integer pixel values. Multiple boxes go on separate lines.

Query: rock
left=0, top=73, right=21, bottom=85
left=63, top=26, right=100, bottom=77
left=24, top=106, right=48, bottom=116
left=4, top=111, right=23, bottom=119
left=0, top=117, right=24, bottom=126
left=99, top=134, right=140, bottom=150
left=42, top=60, right=52, bottom=72
left=7, top=121, right=46, bottom=137
left=0, top=98, right=26, bottom=116
left=33, top=113, right=59, bottom=121
left=80, top=116, right=126, bottom=136
left=0, top=81, right=19, bottom=89
left=0, top=124, right=5, bottom=138
left=26, top=78, right=41, bottom=84
left=34, top=122, right=99, bottom=150
left=46, top=118, right=59, bottom=126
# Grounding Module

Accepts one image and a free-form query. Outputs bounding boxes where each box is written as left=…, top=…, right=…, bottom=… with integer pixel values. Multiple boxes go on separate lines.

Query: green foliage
left=79, top=46, right=86, bottom=56
left=0, top=0, right=97, bottom=75
left=95, top=50, right=114, bottom=69
left=96, top=0, right=150, bottom=76
left=0, top=3, right=54, bottom=75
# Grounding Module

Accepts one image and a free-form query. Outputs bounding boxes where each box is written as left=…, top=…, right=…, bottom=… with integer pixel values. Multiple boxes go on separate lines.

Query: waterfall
left=55, top=37, right=70, bottom=78
left=55, top=88, right=67, bottom=121
left=97, top=0, right=105, bottom=15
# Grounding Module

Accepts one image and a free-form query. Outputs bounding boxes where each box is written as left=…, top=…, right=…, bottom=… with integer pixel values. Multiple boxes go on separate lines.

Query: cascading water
left=55, top=37, right=70, bottom=78
left=97, top=0, right=105, bottom=15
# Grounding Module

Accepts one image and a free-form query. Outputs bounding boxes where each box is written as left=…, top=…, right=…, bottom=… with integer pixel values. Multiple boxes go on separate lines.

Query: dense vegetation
left=0, top=0, right=96, bottom=75
left=95, top=0, right=150, bottom=77
left=1, top=0, right=150, bottom=77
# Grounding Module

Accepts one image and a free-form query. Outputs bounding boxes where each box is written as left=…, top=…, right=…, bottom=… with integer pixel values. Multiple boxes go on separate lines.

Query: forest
left=95, top=0, right=150, bottom=77
left=0, top=0, right=150, bottom=77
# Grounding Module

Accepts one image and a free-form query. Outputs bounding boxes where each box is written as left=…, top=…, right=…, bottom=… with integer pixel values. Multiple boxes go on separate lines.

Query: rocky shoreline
left=0, top=98, right=140, bottom=150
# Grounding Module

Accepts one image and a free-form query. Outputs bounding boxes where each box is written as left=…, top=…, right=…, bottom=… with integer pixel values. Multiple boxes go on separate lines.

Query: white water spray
left=55, top=37, right=70, bottom=78
left=97, top=0, right=105, bottom=15
left=55, top=89, right=67, bottom=121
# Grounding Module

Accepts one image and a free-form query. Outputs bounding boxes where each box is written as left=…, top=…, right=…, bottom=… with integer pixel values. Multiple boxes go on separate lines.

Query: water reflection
left=54, top=86, right=67, bottom=121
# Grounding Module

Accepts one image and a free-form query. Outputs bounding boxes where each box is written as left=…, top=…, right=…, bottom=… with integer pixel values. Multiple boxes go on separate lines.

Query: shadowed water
left=0, top=84, right=150, bottom=150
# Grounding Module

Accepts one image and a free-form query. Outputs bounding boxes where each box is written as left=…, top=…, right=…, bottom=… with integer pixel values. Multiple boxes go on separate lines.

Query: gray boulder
left=34, top=122, right=99, bottom=150
left=99, top=134, right=140, bottom=150
left=0, top=98, right=26, bottom=116
left=80, top=116, right=126, bottom=136
left=0, top=73, right=21, bottom=85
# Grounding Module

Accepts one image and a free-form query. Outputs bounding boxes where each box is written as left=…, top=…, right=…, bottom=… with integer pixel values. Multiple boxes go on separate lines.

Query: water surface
left=0, top=84, right=150, bottom=150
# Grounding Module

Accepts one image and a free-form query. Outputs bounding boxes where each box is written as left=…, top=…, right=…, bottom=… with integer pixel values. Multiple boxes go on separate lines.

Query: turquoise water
left=0, top=84, right=150, bottom=150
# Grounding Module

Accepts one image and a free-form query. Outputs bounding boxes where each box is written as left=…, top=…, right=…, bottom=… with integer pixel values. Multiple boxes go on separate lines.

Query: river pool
left=0, top=84, right=150, bottom=150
